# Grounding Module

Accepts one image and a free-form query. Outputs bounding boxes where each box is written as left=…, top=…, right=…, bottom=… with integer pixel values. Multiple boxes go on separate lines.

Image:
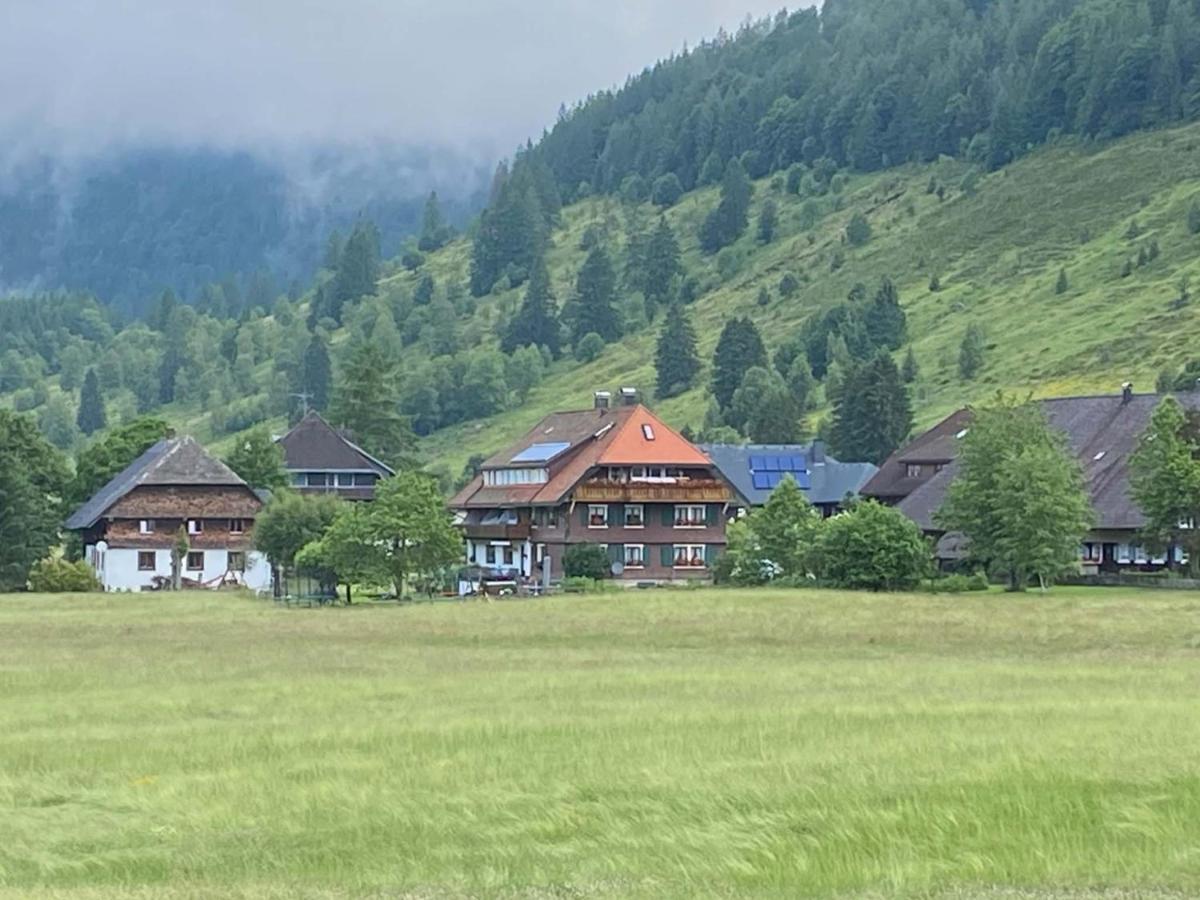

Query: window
left=673, top=544, right=707, bottom=568
left=307, top=472, right=330, bottom=487
left=137, top=551, right=156, bottom=571
left=186, top=551, right=205, bottom=571
left=485, top=545, right=496, bottom=565
left=229, top=519, right=245, bottom=534
left=353, top=473, right=377, bottom=486
left=624, top=544, right=645, bottom=568
left=546, top=507, right=558, bottom=527
left=588, top=504, right=609, bottom=528
left=502, top=546, right=515, bottom=566
left=291, top=473, right=306, bottom=486
left=228, top=551, right=246, bottom=572
left=1180, top=516, right=1195, bottom=530
left=674, top=504, right=706, bottom=527
left=187, top=519, right=203, bottom=535
left=624, top=504, right=644, bottom=528
left=1116, top=544, right=1133, bottom=564
left=1080, top=543, right=1101, bottom=563
left=905, top=464, right=921, bottom=478
left=138, top=519, right=155, bottom=535
left=642, top=424, right=655, bottom=440
left=337, top=473, right=355, bottom=487
left=483, top=468, right=549, bottom=486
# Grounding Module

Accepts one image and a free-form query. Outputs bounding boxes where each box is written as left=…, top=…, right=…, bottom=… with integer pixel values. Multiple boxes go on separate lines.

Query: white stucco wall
left=86, top=543, right=271, bottom=593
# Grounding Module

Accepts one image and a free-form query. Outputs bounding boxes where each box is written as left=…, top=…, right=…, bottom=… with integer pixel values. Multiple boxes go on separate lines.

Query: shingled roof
left=277, top=411, right=394, bottom=475
left=881, top=392, right=1200, bottom=532
left=66, top=436, right=252, bottom=529
left=702, top=442, right=878, bottom=507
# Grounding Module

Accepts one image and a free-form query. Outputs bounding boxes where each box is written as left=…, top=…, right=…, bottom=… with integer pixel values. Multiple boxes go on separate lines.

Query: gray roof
left=701, top=443, right=878, bottom=507
left=895, top=392, right=1200, bottom=533
left=66, top=436, right=250, bottom=529
left=276, top=411, right=394, bottom=475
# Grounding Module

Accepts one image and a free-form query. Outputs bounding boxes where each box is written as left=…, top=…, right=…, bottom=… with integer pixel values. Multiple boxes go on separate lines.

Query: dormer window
left=905, top=464, right=921, bottom=478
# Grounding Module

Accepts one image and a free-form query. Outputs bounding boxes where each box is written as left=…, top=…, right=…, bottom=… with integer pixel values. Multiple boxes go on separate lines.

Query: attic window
left=642, top=424, right=656, bottom=441
left=1093, top=450, right=1107, bottom=461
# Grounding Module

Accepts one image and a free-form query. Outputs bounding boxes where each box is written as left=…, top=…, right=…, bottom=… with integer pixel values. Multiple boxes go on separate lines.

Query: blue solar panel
left=751, top=472, right=773, bottom=490
left=793, top=471, right=811, bottom=489
left=749, top=455, right=766, bottom=471
left=510, top=441, right=571, bottom=463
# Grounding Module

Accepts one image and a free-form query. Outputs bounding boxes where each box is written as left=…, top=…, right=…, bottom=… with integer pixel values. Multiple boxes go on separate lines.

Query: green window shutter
left=661, top=505, right=674, bottom=527
left=706, top=504, right=719, bottom=527
left=705, top=545, right=719, bottom=567
left=579, top=504, right=589, bottom=526
left=660, top=544, right=673, bottom=567
left=609, top=543, right=624, bottom=563
left=610, top=503, right=624, bottom=525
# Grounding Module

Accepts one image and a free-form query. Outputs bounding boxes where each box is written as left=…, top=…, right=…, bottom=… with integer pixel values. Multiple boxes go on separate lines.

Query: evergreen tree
left=323, top=230, right=344, bottom=270
left=863, top=277, right=906, bottom=350
left=300, top=334, right=331, bottom=412
left=642, top=218, right=682, bottom=313
left=0, top=410, right=70, bottom=591
left=1189, top=200, right=1200, bottom=236
left=828, top=353, right=912, bottom=464
left=329, top=342, right=418, bottom=470
left=655, top=304, right=701, bottom=399
left=729, top=366, right=805, bottom=443
left=469, top=162, right=546, bottom=296
left=901, top=346, right=919, bottom=383
left=699, top=158, right=752, bottom=254
left=1055, top=268, right=1069, bottom=294
left=330, top=222, right=380, bottom=319
left=502, top=256, right=561, bottom=357
left=757, top=198, right=778, bottom=244
left=784, top=356, right=816, bottom=411
left=711, top=316, right=768, bottom=410
left=959, top=323, right=986, bottom=380
left=414, top=274, right=436, bottom=306
left=566, top=245, right=621, bottom=343
left=651, top=173, right=684, bottom=207
left=845, top=212, right=872, bottom=247
left=418, top=191, right=452, bottom=251
left=76, top=368, right=106, bottom=436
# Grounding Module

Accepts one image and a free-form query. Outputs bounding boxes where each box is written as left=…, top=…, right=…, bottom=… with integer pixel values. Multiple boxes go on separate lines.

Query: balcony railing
left=461, top=523, right=532, bottom=541
left=573, top=479, right=731, bottom=503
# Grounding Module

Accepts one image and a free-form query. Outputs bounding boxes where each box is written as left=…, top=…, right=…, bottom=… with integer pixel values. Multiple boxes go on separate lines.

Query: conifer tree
left=829, top=353, right=912, bottom=464
left=959, top=323, right=986, bottom=380
left=711, top=316, right=768, bottom=410
left=864, top=277, right=906, bottom=350
left=901, top=346, right=919, bottom=383
left=418, top=191, right=452, bottom=251
left=224, top=427, right=288, bottom=491
left=729, top=366, right=805, bottom=443
left=643, top=218, right=682, bottom=313
left=699, top=158, right=752, bottom=254
left=502, top=256, right=561, bottom=357
left=1055, top=268, right=1069, bottom=294
left=329, top=342, right=417, bottom=469
left=76, top=368, right=106, bottom=436
left=1189, top=200, right=1200, bottom=236
left=301, top=334, right=331, bottom=412
left=757, top=198, right=778, bottom=243
left=331, top=222, right=381, bottom=319
left=566, top=245, right=621, bottom=343
left=655, top=304, right=701, bottom=399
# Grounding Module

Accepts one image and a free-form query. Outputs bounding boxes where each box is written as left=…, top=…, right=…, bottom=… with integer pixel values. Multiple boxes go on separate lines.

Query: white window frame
left=187, top=519, right=203, bottom=535
left=642, top=424, right=655, bottom=440
left=138, top=519, right=155, bottom=535
left=588, top=504, right=609, bottom=528
left=905, top=463, right=921, bottom=478
left=229, top=518, right=245, bottom=535
left=674, top=504, right=706, bottom=528
left=623, top=544, right=645, bottom=568
left=624, top=504, right=644, bottom=528
left=337, top=473, right=355, bottom=487
left=1116, top=544, right=1133, bottom=564
left=1080, top=543, right=1101, bottom=563
left=673, top=544, right=707, bottom=569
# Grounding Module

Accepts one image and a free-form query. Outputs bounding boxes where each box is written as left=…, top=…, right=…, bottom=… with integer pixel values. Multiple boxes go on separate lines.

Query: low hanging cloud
left=2, top=0, right=791, bottom=160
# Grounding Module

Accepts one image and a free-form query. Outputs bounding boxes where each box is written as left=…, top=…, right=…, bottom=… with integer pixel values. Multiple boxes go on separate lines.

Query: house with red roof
left=450, top=389, right=736, bottom=584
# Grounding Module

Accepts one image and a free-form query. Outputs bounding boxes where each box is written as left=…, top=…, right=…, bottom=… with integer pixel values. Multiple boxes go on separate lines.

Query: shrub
left=815, top=501, right=930, bottom=591
left=28, top=557, right=102, bottom=593
left=845, top=212, right=872, bottom=247
left=651, top=173, right=684, bottom=208
left=563, top=544, right=611, bottom=580
left=779, top=272, right=800, bottom=297
left=575, top=332, right=606, bottom=363
left=401, top=250, right=425, bottom=271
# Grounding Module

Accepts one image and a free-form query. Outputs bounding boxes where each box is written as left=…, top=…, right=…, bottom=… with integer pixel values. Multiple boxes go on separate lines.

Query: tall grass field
left=2, top=588, right=1199, bottom=898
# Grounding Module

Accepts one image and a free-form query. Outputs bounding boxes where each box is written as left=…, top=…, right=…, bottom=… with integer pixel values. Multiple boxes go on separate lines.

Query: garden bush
left=27, top=557, right=102, bottom=593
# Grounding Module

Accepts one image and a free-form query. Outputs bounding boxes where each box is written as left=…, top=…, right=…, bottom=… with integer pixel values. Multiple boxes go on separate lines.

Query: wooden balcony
left=574, top=479, right=731, bottom=503
left=461, top=523, right=532, bottom=541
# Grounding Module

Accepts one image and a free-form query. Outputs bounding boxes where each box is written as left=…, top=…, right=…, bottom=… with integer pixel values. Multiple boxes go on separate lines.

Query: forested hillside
left=5, top=0, right=1200, bottom=489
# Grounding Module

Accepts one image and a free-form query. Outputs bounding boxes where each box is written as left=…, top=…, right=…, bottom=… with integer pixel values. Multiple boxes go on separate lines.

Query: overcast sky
left=2, top=0, right=793, bottom=161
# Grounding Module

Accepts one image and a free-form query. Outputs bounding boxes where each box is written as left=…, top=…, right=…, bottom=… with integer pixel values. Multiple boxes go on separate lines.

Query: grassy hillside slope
left=395, top=122, right=1200, bottom=476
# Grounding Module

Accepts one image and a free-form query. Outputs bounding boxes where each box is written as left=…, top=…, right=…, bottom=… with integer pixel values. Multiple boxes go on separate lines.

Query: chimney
left=810, top=439, right=826, bottom=466
left=619, top=387, right=639, bottom=407
left=593, top=390, right=612, bottom=411
left=1121, top=382, right=1134, bottom=404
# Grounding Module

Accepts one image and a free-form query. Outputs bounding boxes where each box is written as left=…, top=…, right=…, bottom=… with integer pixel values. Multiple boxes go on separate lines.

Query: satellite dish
left=610, top=560, right=625, bottom=576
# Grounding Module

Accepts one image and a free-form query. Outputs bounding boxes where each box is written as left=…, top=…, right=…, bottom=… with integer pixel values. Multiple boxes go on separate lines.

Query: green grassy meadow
left=3, top=588, right=1200, bottom=899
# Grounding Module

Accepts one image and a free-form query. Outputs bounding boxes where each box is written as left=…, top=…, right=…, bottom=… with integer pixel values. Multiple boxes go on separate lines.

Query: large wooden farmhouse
left=451, top=390, right=735, bottom=584
left=66, top=436, right=271, bottom=592
left=863, top=386, right=1194, bottom=571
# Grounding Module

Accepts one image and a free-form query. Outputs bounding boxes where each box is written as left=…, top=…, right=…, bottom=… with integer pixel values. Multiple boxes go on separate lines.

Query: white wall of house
left=86, top=543, right=271, bottom=593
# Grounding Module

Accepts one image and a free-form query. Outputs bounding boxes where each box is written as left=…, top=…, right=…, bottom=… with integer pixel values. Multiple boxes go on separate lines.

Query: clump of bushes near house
left=27, top=556, right=103, bottom=593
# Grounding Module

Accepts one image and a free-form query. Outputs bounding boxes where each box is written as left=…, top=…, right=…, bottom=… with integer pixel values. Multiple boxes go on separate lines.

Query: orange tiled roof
left=598, top=405, right=711, bottom=466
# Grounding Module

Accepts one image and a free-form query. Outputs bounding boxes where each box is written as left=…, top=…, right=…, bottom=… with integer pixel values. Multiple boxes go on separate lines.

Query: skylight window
left=642, top=424, right=656, bottom=440
left=955, top=429, right=969, bottom=439
left=1093, top=450, right=1107, bottom=461
left=510, top=442, right=571, bottom=464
